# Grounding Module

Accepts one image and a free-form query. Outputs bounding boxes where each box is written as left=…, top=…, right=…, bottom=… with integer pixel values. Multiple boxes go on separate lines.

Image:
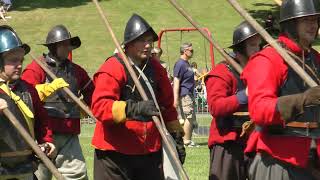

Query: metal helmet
left=42, top=25, right=81, bottom=50
left=123, top=13, right=158, bottom=45
left=280, top=0, right=320, bottom=23
left=0, top=25, right=30, bottom=55
left=229, top=21, right=258, bottom=48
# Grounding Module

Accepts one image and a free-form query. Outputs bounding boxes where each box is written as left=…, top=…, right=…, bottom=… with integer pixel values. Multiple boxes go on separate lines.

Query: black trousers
left=209, top=141, right=250, bottom=180
left=94, top=149, right=164, bottom=180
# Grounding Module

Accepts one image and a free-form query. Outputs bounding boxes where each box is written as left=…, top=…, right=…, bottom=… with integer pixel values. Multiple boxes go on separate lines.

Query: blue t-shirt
left=173, top=59, right=195, bottom=96
left=2, top=0, right=11, bottom=5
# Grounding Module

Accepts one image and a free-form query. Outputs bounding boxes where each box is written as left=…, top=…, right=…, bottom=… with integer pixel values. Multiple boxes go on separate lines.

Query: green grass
left=3, top=0, right=306, bottom=179
left=7, top=0, right=287, bottom=75
left=79, top=114, right=212, bottom=180
left=78, top=124, right=94, bottom=179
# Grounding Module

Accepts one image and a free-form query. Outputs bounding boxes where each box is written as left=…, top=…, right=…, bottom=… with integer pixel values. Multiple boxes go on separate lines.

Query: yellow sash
left=0, top=83, right=35, bottom=138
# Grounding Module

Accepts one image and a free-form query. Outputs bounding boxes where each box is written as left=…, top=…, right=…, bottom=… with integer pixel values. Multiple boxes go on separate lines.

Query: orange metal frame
left=157, top=27, right=215, bottom=67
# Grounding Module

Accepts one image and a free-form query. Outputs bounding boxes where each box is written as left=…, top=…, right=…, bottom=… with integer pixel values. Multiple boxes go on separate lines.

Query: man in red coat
left=242, top=0, right=320, bottom=179
left=205, top=21, right=261, bottom=180
left=0, top=25, right=55, bottom=180
left=21, top=25, right=94, bottom=180
left=91, top=13, right=185, bottom=180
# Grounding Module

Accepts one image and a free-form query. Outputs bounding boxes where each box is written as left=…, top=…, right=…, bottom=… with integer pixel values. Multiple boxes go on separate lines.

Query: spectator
left=0, top=6, right=6, bottom=21
left=190, top=62, right=202, bottom=94
left=173, top=42, right=199, bottom=147
left=151, top=47, right=173, bottom=82
left=191, top=62, right=201, bottom=81
left=2, top=0, right=11, bottom=11
left=264, top=12, right=279, bottom=36
left=265, top=12, right=275, bottom=29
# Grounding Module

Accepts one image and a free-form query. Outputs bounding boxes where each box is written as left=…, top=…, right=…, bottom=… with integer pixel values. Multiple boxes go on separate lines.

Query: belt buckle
left=305, top=122, right=310, bottom=136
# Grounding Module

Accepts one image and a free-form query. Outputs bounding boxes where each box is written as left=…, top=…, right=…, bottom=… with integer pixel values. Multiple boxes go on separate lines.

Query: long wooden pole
left=2, top=108, right=64, bottom=180
left=28, top=53, right=98, bottom=121
left=168, top=0, right=243, bottom=73
left=226, top=0, right=318, bottom=87
left=90, top=0, right=189, bottom=179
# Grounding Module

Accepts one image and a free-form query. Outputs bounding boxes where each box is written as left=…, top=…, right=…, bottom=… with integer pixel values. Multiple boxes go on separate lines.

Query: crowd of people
left=0, top=0, right=320, bottom=180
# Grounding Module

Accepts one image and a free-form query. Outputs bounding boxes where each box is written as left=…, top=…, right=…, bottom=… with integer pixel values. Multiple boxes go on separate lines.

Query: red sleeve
left=91, top=58, right=127, bottom=124
left=26, top=82, right=53, bottom=143
left=73, top=63, right=94, bottom=106
left=205, top=63, right=240, bottom=117
left=312, top=48, right=320, bottom=65
left=21, top=60, right=46, bottom=85
left=152, top=59, right=178, bottom=122
left=241, top=51, right=286, bottom=126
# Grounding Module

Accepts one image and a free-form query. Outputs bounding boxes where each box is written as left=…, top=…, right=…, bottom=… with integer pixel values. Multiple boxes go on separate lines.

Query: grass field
left=3, top=0, right=312, bottom=179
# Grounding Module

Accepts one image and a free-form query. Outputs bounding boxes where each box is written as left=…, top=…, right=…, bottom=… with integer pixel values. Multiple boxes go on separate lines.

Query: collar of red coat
left=278, top=33, right=303, bottom=55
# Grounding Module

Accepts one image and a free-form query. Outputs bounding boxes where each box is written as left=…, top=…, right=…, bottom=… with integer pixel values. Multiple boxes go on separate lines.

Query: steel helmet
left=42, top=25, right=81, bottom=50
left=229, top=21, right=258, bottom=48
left=280, top=0, right=320, bottom=23
left=0, top=25, right=30, bottom=55
left=123, top=13, right=158, bottom=45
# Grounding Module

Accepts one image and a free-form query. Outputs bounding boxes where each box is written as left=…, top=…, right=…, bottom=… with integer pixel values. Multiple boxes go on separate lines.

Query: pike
left=226, top=0, right=317, bottom=87
left=28, top=52, right=98, bottom=122
left=168, top=0, right=243, bottom=73
left=2, top=107, right=64, bottom=180
left=90, top=0, right=189, bottom=179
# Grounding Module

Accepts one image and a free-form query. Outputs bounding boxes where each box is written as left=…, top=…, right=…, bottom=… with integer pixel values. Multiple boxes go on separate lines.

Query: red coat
left=1, top=80, right=53, bottom=143
left=242, top=34, right=320, bottom=168
left=91, top=56, right=177, bottom=155
left=21, top=59, right=94, bottom=134
left=205, top=63, right=244, bottom=147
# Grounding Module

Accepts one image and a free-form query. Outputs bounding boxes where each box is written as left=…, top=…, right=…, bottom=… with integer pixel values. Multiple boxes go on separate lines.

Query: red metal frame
left=157, top=27, right=215, bottom=67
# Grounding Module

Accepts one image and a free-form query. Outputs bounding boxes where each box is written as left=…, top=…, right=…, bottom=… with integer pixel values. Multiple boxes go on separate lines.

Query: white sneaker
left=184, top=141, right=200, bottom=148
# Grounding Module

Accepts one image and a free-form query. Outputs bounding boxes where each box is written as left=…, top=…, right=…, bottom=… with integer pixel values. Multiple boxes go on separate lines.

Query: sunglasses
left=186, top=49, right=194, bottom=53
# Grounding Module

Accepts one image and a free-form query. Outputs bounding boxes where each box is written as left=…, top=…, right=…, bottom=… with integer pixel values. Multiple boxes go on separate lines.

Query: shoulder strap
left=0, top=83, right=35, bottom=138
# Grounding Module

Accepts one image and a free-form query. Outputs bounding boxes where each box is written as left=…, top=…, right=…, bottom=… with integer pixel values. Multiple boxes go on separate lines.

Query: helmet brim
left=41, top=36, right=81, bottom=50
left=21, top=44, right=30, bottom=55
left=280, top=13, right=320, bottom=23
left=0, top=44, right=30, bottom=55
left=228, top=32, right=259, bottom=49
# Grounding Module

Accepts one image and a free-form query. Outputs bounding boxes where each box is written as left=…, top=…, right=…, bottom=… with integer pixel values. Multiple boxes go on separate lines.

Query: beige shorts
left=178, top=94, right=197, bottom=126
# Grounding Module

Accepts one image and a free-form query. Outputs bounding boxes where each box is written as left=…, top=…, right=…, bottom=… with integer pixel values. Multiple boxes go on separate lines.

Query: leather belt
left=286, top=121, right=319, bottom=129
left=0, top=150, right=32, bottom=157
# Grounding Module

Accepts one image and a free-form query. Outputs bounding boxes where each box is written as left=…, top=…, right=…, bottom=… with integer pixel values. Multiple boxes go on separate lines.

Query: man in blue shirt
left=173, top=42, right=198, bottom=147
